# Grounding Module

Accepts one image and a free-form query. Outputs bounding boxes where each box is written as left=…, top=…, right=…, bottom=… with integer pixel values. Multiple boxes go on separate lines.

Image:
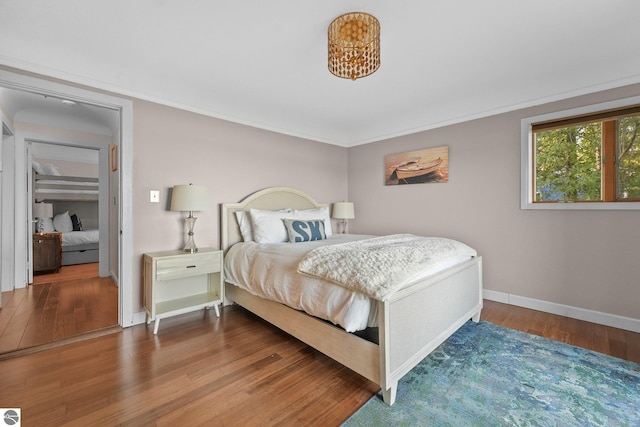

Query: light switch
left=150, top=190, right=160, bottom=203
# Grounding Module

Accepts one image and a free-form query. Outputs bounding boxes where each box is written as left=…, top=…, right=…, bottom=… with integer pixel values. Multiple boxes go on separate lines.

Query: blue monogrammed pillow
left=282, top=218, right=327, bottom=243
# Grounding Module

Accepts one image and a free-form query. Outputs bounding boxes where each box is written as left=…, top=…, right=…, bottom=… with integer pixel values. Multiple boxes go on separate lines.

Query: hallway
left=0, top=263, right=117, bottom=354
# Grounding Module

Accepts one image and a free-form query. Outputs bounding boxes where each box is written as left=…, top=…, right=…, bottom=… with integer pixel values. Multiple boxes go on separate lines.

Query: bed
left=61, top=229, right=99, bottom=265
left=33, top=174, right=99, bottom=202
left=222, top=187, right=483, bottom=405
left=32, top=171, right=101, bottom=266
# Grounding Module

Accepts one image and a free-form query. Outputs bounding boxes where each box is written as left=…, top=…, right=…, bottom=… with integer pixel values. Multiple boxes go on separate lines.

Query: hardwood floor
left=482, top=300, right=640, bottom=363
left=0, top=263, right=118, bottom=354
left=0, top=300, right=637, bottom=426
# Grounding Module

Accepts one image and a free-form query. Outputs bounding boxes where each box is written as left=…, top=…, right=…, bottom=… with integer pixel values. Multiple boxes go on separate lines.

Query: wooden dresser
left=33, top=232, right=62, bottom=274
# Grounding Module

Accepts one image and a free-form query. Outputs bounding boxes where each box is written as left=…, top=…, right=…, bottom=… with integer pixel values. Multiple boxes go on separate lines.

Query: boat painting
left=385, top=146, right=448, bottom=185
left=393, top=157, right=443, bottom=180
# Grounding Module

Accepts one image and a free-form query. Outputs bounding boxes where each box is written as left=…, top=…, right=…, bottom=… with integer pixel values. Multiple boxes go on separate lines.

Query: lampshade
left=328, top=12, right=380, bottom=81
left=33, top=202, right=53, bottom=218
left=332, top=202, right=355, bottom=219
left=170, top=184, right=209, bottom=212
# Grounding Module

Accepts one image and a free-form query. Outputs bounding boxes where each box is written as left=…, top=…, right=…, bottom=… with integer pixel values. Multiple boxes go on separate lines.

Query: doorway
left=0, top=69, right=135, bottom=354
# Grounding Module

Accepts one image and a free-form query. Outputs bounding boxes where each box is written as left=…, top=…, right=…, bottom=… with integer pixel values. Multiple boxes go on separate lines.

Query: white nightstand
left=143, top=248, right=223, bottom=334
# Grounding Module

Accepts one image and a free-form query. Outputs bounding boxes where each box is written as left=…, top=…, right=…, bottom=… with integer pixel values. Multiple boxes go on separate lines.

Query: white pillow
left=44, top=163, right=61, bottom=175
left=32, top=161, right=46, bottom=175
left=235, top=208, right=292, bottom=242
left=235, top=211, right=254, bottom=242
left=249, top=208, right=296, bottom=243
left=53, top=211, right=73, bottom=232
left=292, top=207, right=333, bottom=237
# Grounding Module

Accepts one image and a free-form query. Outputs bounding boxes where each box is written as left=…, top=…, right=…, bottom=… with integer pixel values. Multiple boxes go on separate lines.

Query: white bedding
left=224, top=234, right=474, bottom=332
left=61, top=229, right=99, bottom=246
left=298, top=234, right=477, bottom=301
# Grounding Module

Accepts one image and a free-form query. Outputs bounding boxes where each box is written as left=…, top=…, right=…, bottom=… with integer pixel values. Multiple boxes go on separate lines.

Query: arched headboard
left=221, top=187, right=328, bottom=253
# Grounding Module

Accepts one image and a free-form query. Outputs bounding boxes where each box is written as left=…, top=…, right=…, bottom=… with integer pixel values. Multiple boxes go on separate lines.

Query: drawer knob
left=186, top=265, right=196, bottom=268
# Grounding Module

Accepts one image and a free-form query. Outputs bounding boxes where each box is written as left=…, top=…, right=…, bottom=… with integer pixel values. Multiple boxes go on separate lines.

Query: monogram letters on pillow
left=283, top=219, right=327, bottom=243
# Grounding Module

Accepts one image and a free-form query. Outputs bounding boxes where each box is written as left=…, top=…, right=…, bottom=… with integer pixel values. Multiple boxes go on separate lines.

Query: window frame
left=521, top=95, right=640, bottom=210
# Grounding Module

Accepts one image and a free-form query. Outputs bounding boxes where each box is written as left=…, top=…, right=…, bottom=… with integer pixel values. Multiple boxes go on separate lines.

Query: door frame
left=27, top=139, right=111, bottom=282
left=0, top=69, right=134, bottom=327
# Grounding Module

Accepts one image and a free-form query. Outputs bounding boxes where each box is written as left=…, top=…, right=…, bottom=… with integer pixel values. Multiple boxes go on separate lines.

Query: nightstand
left=33, top=232, right=62, bottom=274
left=143, top=248, right=223, bottom=334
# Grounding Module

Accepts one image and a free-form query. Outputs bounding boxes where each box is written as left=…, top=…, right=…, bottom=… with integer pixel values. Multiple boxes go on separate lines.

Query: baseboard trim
left=132, top=311, right=147, bottom=326
left=483, top=289, right=640, bottom=333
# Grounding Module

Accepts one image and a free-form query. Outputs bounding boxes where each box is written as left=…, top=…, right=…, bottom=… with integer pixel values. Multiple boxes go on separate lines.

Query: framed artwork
left=110, top=145, right=118, bottom=172
left=385, top=146, right=448, bottom=185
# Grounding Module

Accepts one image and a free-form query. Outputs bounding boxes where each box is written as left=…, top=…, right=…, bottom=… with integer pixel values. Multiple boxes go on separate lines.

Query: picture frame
left=385, top=146, right=448, bottom=185
left=110, top=145, right=118, bottom=172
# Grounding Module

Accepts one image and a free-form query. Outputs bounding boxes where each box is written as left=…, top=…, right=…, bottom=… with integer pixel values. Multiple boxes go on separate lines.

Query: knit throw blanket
left=297, top=234, right=477, bottom=301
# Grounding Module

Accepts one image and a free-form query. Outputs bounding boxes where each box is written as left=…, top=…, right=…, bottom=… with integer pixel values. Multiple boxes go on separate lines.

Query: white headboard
left=221, top=187, right=328, bottom=253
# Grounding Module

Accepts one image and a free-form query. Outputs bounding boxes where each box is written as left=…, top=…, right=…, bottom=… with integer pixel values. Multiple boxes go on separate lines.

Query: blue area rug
left=343, top=321, right=640, bottom=426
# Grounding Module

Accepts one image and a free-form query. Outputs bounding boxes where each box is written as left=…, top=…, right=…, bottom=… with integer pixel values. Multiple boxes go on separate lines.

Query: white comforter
left=224, top=234, right=474, bottom=332
left=298, top=234, right=477, bottom=301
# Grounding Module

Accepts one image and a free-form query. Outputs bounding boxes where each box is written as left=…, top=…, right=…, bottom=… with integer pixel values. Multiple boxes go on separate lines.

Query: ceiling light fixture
left=328, top=12, right=380, bottom=81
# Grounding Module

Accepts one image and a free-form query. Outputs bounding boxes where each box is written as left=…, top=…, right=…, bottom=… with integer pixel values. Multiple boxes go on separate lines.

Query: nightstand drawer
left=156, top=252, right=221, bottom=281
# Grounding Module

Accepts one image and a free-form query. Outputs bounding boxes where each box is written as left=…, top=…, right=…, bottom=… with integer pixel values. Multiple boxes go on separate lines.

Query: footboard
left=378, top=256, right=483, bottom=404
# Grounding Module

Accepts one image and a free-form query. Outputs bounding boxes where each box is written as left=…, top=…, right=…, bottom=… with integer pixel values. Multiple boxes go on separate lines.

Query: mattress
left=61, top=229, right=99, bottom=246
left=224, top=234, right=473, bottom=332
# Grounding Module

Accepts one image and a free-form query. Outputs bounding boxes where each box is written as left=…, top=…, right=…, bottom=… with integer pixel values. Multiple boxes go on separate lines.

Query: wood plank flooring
left=0, top=300, right=638, bottom=426
left=0, top=263, right=118, bottom=354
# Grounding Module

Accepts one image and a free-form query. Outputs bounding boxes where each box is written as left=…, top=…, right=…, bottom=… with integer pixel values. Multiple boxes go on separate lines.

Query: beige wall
left=4, top=67, right=639, bottom=326
left=131, top=100, right=348, bottom=311
left=347, top=84, right=640, bottom=321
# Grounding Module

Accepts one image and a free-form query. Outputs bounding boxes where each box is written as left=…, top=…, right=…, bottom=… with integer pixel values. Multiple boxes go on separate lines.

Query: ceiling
left=0, top=86, right=119, bottom=136
left=1, top=1, right=639, bottom=147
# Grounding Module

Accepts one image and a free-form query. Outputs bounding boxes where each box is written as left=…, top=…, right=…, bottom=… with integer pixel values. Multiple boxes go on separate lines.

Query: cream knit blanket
left=297, top=234, right=477, bottom=301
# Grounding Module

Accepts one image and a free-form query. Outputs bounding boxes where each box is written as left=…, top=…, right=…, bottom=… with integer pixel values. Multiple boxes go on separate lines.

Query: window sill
left=521, top=201, right=640, bottom=210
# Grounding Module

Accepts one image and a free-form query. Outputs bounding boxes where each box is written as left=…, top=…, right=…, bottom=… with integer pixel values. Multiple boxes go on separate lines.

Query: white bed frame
left=221, top=187, right=483, bottom=405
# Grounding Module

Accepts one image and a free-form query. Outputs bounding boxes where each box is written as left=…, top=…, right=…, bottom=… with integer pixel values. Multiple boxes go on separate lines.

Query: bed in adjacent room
left=33, top=174, right=99, bottom=202
left=33, top=167, right=100, bottom=266
left=60, top=228, right=100, bottom=266
left=37, top=210, right=99, bottom=266
left=222, top=187, right=483, bottom=405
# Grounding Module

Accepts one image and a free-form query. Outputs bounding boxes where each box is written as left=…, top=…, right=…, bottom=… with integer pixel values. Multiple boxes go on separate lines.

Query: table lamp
left=170, top=184, right=209, bottom=252
left=332, top=202, right=355, bottom=234
left=33, top=202, right=53, bottom=233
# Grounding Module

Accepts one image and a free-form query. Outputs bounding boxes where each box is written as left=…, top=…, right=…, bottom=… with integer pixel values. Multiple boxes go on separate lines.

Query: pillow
left=44, top=163, right=61, bottom=176
left=70, top=214, right=83, bottom=231
left=37, top=217, right=55, bottom=233
left=53, top=211, right=73, bottom=232
left=292, top=207, right=333, bottom=237
left=283, top=219, right=327, bottom=243
left=235, top=211, right=253, bottom=241
left=235, top=208, right=291, bottom=242
left=249, top=208, right=296, bottom=243
left=32, top=161, right=46, bottom=175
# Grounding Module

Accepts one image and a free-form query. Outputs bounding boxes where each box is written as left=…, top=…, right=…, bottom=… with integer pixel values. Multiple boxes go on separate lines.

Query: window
left=521, top=97, right=640, bottom=210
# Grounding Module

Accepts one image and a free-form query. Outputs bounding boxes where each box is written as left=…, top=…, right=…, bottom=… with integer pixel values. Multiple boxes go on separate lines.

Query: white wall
left=348, top=83, right=640, bottom=328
